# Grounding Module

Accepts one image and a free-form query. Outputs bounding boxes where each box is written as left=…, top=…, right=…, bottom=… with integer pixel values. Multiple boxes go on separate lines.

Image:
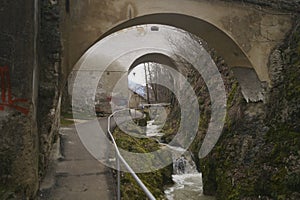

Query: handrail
left=107, top=108, right=156, bottom=200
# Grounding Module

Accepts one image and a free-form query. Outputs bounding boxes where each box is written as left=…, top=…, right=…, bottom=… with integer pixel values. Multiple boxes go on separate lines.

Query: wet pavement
left=38, top=118, right=116, bottom=200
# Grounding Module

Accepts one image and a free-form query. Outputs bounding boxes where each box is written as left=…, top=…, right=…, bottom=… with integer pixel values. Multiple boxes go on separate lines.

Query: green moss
left=282, top=22, right=300, bottom=103
left=227, top=81, right=238, bottom=108
left=201, top=158, right=217, bottom=196
left=113, top=127, right=173, bottom=200
left=0, top=185, right=15, bottom=200
left=121, top=165, right=173, bottom=200
left=114, top=128, right=160, bottom=153
left=215, top=169, right=236, bottom=199
left=60, top=117, right=74, bottom=126
left=260, top=127, right=300, bottom=197
left=286, top=172, right=300, bottom=192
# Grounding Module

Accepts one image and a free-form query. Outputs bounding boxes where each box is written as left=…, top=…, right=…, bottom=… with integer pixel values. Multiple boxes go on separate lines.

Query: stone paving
left=38, top=119, right=116, bottom=200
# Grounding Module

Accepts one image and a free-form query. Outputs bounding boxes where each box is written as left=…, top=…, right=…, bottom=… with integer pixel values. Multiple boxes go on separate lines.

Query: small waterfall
left=144, top=114, right=215, bottom=200
left=174, top=156, right=187, bottom=174
left=164, top=146, right=204, bottom=200
left=164, top=145, right=215, bottom=200
left=168, top=145, right=198, bottom=175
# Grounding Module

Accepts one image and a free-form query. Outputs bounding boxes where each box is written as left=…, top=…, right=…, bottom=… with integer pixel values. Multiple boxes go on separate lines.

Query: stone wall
left=223, top=0, right=300, bottom=12
left=0, top=1, right=63, bottom=199
left=0, top=0, right=38, bottom=199
left=159, top=10, right=299, bottom=200
left=0, top=0, right=298, bottom=199
left=37, top=0, right=62, bottom=181
left=200, top=15, right=300, bottom=200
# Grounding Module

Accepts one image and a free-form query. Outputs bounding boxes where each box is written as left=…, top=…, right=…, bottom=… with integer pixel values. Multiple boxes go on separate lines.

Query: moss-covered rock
left=113, top=127, right=173, bottom=200
left=202, top=16, right=300, bottom=200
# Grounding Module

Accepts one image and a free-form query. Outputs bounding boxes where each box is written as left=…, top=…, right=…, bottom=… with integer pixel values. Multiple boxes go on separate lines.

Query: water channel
left=145, top=116, right=215, bottom=200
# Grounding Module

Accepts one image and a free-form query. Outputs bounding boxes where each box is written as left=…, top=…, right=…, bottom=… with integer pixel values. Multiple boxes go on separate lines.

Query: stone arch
left=65, top=0, right=291, bottom=85
left=128, top=53, right=178, bottom=72
left=71, top=14, right=265, bottom=102
left=72, top=13, right=263, bottom=101
left=98, top=13, right=252, bottom=70
left=127, top=53, right=179, bottom=105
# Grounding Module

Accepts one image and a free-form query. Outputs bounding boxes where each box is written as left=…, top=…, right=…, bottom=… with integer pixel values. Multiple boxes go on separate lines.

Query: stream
left=146, top=119, right=215, bottom=200
left=164, top=145, right=215, bottom=200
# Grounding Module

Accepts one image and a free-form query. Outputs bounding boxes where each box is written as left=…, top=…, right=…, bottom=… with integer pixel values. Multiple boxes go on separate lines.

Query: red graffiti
left=0, top=66, right=29, bottom=115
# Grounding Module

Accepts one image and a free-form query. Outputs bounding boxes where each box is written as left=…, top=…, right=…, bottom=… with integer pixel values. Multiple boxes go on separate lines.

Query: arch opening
left=70, top=14, right=265, bottom=102
left=69, top=23, right=230, bottom=198
left=98, top=13, right=253, bottom=69
left=128, top=53, right=179, bottom=107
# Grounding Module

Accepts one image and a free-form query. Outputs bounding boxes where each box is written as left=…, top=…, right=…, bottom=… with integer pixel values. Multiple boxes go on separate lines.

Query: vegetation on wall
left=158, top=16, right=300, bottom=199
left=203, top=17, right=300, bottom=199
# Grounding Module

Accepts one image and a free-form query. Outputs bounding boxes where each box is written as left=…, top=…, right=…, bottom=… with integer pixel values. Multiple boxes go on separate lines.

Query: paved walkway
left=38, top=118, right=116, bottom=200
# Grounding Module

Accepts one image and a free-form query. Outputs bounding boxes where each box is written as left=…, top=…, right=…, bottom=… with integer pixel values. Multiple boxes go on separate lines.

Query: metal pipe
left=117, top=156, right=121, bottom=200
left=107, top=109, right=156, bottom=200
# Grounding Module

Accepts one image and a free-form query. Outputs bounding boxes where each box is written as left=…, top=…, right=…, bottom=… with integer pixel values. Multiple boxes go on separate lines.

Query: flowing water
left=145, top=118, right=215, bottom=200
left=164, top=145, right=215, bottom=200
left=146, top=119, right=164, bottom=137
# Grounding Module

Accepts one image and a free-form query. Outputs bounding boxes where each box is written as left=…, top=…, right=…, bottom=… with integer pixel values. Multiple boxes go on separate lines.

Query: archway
left=69, top=14, right=264, bottom=102
left=94, top=13, right=252, bottom=70
left=67, top=17, right=253, bottom=198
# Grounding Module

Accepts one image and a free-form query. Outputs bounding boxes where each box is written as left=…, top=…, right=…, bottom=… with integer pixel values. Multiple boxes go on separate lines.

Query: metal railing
left=107, top=108, right=156, bottom=200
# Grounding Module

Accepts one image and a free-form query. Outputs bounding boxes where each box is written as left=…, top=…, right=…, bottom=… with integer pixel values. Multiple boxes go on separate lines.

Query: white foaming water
left=146, top=120, right=164, bottom=137
left=145, top=116, right=215, bottom=200
left=165, top=173, right=203, bottom=200
left=165, top=173, right=215, bottom=200
left=164, top=145, right=210, bottom=200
